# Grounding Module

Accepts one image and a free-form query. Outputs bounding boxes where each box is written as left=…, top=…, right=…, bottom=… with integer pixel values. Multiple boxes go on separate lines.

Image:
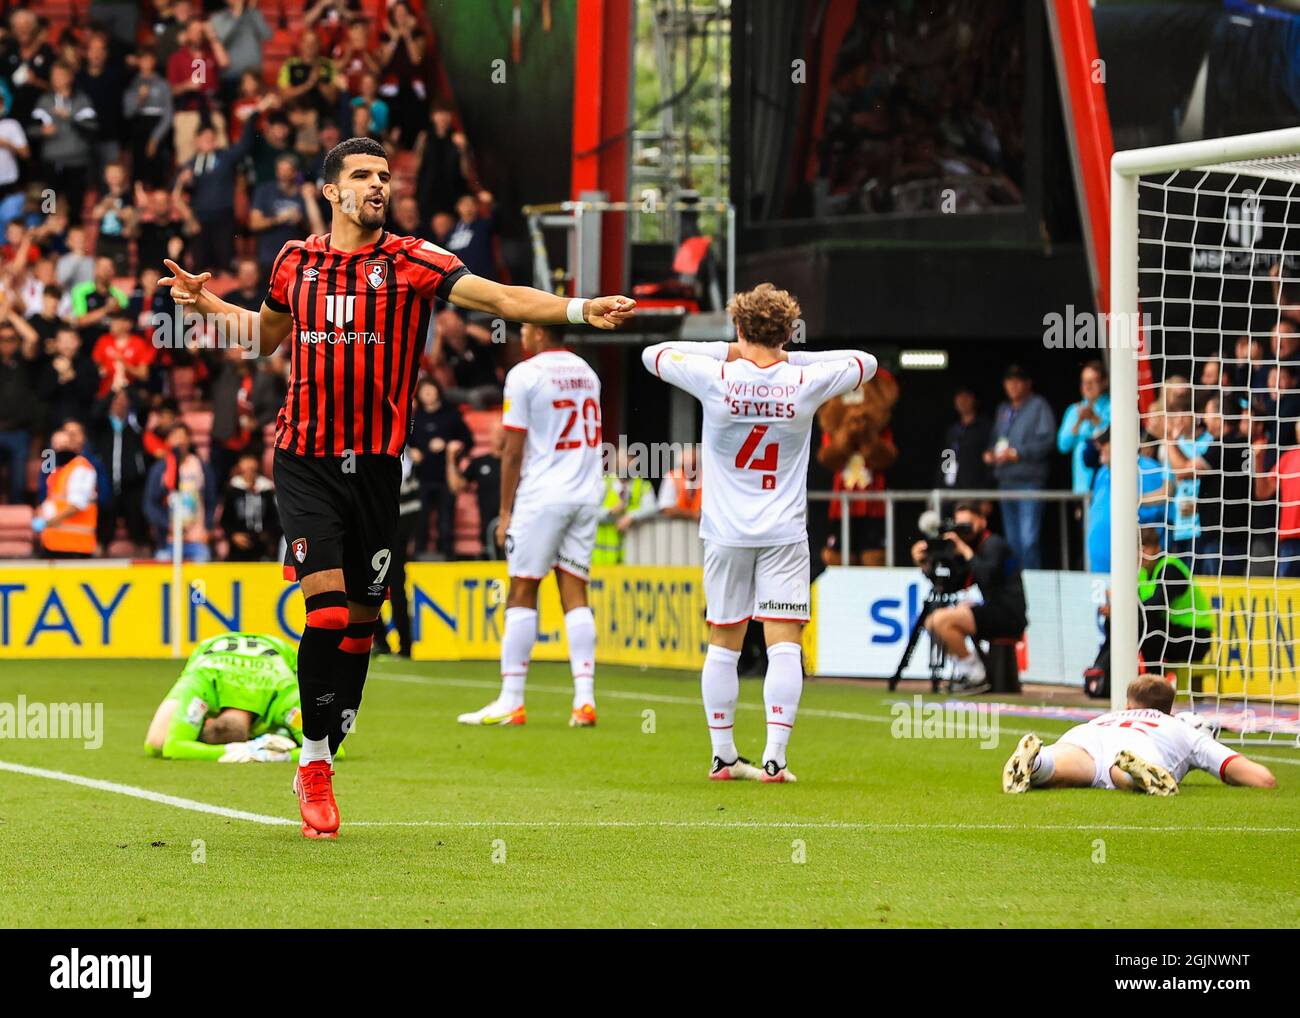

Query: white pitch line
left=3, top=758, right=1296, bottom=835
left=346, top=819, right=1300, bottom=833
left=371, top=668, right=1300, bottom=761
left=0, top=759, right=294, bottom=826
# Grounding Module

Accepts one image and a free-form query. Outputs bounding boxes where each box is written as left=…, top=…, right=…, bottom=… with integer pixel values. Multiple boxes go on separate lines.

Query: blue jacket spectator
left=1057, top=360, right=1111, bottom=494
left=985, top=364, right=1057, bottom=570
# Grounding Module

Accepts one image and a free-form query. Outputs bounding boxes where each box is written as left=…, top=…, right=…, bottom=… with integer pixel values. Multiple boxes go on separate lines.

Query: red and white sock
left=498, top=606, right=537, bottom=710
left=762, top=642, right=803, bottom=768
left=565, top=606, right=597, bottom=709
left=702, top=644, right=741, bottom=761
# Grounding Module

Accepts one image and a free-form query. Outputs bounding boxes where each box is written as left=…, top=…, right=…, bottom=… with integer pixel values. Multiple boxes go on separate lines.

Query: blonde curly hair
left=727, top=283, right=802, bottom=349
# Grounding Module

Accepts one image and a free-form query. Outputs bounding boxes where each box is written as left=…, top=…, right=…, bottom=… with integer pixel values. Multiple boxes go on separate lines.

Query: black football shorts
left=274, top=448, right=402, bottom=606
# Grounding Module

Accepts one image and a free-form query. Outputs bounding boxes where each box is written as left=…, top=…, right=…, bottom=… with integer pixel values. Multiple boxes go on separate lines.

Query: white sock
left=565, top=605, right=597, bottom=709
left=299, top=736, right=332, bottom=767
left=701, top=644, right=741, bottom=761
left=762, top=642, right=803, bottom=768
left=1030, top=745, right=1056, bottom=787
left=499, top=606, right=537, bottom=709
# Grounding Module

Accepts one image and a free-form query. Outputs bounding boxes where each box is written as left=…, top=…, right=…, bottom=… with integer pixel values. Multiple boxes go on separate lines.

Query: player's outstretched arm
left=1222, top=756, right=1277, bottom=788
left=158, top=258, right=293, bottom=358
left=447, top=274, right=636, bottom=330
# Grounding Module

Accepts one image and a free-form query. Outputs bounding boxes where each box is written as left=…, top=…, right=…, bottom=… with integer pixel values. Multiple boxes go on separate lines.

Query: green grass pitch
left=0, top=658, right=1296, bottom=928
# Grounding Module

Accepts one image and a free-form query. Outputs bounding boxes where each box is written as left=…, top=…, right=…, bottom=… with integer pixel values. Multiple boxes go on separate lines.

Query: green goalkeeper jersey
left=149, top=633, right=302, bottom=760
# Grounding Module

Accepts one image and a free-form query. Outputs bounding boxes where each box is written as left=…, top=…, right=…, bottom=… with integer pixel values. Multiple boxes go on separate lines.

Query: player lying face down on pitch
left=143, top=632, right=337, bottom=763
left=1001, top=674, right=1276, bottom=796
left=639, top=284, right=876, bottom=783
left=160, top=137, right=633, bottom=837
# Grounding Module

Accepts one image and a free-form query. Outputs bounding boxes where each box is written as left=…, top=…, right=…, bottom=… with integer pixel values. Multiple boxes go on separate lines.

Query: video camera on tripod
left=887, top=509, right=976, bottom=692
left=914, top=509, right=974, bottom=594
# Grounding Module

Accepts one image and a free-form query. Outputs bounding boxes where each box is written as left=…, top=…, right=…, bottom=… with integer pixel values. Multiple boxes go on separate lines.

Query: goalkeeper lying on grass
left=144, top=632, right=341, bottom=763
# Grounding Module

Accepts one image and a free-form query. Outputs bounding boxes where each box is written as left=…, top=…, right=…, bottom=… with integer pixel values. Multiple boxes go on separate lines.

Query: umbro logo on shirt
left=302, top=267, right=319, bottom=280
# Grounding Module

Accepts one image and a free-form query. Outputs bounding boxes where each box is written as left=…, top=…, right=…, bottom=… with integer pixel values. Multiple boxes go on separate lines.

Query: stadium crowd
left=0, top=1, right=520, bottom=562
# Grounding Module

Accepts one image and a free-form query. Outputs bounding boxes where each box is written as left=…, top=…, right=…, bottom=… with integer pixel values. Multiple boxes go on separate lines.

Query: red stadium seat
left=0, top=504, right=35, bottom=558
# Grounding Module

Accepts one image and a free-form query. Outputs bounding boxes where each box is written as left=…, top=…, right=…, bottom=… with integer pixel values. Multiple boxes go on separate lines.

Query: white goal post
left=1110, top=127, right=1300, bottom=740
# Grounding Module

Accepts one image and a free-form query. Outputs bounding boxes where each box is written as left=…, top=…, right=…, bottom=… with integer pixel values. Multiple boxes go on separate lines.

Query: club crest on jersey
left=292, top=537, right=308, bottom=563
left=364, top=259, right=388, bottom=290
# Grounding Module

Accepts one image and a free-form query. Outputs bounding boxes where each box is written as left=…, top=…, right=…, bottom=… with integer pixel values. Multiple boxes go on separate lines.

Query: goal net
left=1111, top=128, right=1300, bottom=748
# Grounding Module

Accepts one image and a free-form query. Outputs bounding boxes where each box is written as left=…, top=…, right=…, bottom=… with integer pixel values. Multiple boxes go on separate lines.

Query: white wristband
left=566, top=297, right=587, bottom=325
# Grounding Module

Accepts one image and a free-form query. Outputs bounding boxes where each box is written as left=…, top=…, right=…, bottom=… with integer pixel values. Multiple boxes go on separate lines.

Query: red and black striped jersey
left=265, top=231, right=468, bottom=458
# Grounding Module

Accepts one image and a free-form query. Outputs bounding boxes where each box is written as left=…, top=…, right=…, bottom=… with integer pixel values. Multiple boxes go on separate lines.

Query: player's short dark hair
left=322, top=137, right=388, bottom=185
left=1126, top=674, right=1176, bottom=714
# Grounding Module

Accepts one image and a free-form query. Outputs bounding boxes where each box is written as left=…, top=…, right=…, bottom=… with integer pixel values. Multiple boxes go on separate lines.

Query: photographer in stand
left=909, top=502, right=1027, bottom=688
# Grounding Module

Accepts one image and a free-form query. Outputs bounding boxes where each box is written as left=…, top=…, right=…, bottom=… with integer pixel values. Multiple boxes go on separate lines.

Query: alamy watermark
left=889, top=695, right=1000, bottom=749
left=0, top=696, right=103, bottom=749
left=1042, top=306, right=1149, bottom=353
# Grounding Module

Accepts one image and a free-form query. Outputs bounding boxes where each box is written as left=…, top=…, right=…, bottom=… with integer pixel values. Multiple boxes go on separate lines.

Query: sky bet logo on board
left=867, top=582, right=925, bottom=644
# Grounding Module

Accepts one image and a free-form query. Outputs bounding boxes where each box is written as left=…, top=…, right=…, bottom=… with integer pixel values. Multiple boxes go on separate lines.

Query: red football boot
left=293, top=760, right=340, bottom=836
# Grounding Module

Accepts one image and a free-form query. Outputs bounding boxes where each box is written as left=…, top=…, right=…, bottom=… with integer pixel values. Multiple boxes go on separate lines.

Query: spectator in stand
left=1057, top=359, right=1110, bottom=495
left=133, top=185, right=193, bottom=271
left=166, top=18, right=230, bottom=165
left=0, top=89, right=31, bottom=231
left=76, top=31, right=126, bottom=181
left=90, top=0, right=140, bottom=51
left=220, top=451, right=280, bottom=561
left=350, top=72, right=390, bottom=136
left=415, top=104, right=470, bottom=224
left=408, top=377, right=472, bottom=559
left=349, top=101, right=380, bottom=145
left=449, top=422, right=506, bottom=560
left=1198, top=393, right=1252, bottom=576
left=209, top=345, right=268, bottom=484
left=1162, top=407, right=1211, bottom=561
left=123, top=46, right=173, bottom=189
left=591, top=446, right=656, bottom=566
left=153, top=0, right=196, bottom=68
left=1272, top=319, right=1300, bottom=367
left=0, top=10, right=56, bottom=127
left=1247, top=396, right=1277, bottom=576
left=659, top=444, right=702, bottom=521
left=144, top=421, right=216, bottom=562
left=37, top=327, right=99, bottom=429
left=128, top=265, right=167, bottom=347
left=31, top=61, right=99, bottom=226
left=33, top=425, right=97, bottom=558
left=71, top=257, right=128, bottom=349
left=57, top=224, right=96, bottom=290
left=211, top=0, right=274, bottom=102
left=1082, top=428, right=1170, bottom=574
left=432, top=308, right=501, bottom=408
left=91, top=308, right=155, bottom=400
left=380, top=2, right=433, bottom=146
left=225, top=258, right=265, bottom=312
left=250, top=155, right=325, bottom=282
left=27, top=284, right=66, bottom=350
left=247, top=115, right=299, bottom=188
left=1258, top=420, right=1300, bottom=578
left=984, top=363, right=1056, bottom=570
left=935, top=386, right=993, bottom=491
left=89, top=386, right=150, bottom=555
left=430, top=210, right=454, bottom=246
left=0, top=319, right=38, bottom=503
left=1223, top=335, right=1262, bottom=391
left=389, top=194, right=424, bottom=239
left=91, top=162, right=136, bottom=276
left=143, top=398, right=180, bottom=459
left=444, top=191, right=498, bottom=280
left=305, top=0, right=368, bottom=53
left=277, top=31, right=339, bottom=125
left=175, top=124, right=256, bottom=275
left=1196, top=358, right=1220, bottom=412
left=333, top=16, right=379, bottom=97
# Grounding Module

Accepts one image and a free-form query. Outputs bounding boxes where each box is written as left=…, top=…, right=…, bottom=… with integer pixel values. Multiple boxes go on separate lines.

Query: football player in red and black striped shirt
left=161, top=137, right=635, bottom=838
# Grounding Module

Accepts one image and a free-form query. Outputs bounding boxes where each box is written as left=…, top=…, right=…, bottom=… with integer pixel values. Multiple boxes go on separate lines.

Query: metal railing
left=615, top=489, right=1091, bottom=568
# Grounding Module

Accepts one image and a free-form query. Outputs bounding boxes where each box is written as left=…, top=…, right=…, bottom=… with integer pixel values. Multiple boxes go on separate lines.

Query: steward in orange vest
left=35, top=446, right=98, bottom=557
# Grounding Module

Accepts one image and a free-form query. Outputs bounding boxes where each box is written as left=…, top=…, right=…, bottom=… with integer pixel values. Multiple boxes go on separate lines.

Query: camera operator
left=909, top=502, right=1027, bottom=686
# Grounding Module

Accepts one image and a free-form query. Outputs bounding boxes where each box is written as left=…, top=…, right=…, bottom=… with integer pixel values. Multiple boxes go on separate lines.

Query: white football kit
left=501, top=349, right=604, bottom=580
left=642, top=342, right=876, bottom=623
left=1057, top=708, right=1239, bottom=789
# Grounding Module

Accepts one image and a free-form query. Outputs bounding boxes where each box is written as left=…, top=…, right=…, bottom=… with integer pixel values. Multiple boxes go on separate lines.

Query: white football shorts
left=703, top=540, right=811, bottom=625
left=505, top=502, right=600, bottom=580
left=1057, top=724, right=1164, bottom=790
